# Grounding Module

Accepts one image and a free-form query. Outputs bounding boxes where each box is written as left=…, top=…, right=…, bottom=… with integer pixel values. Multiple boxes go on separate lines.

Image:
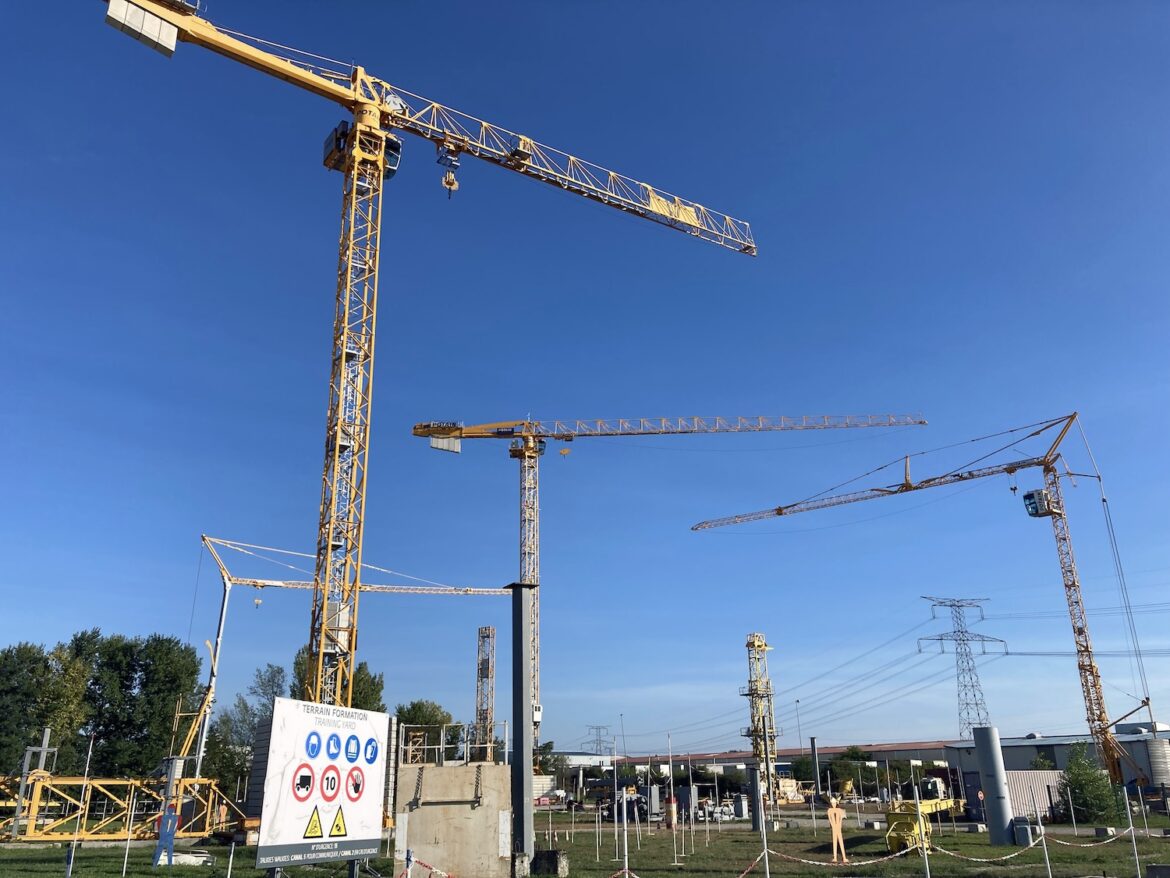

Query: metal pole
left=594, top=809, right=600, bottom=863
left=1122, top=787, right=1140, bottom=878
left=912, top=780, right=931, bottom=878
left=712, top=766, right=721, bottom=833
left=121, top=787, right=135, bottom=878
left=810, top=797, right=817, bottom=837
left=795, top=701, right=803, bottom=756
left=1137, top=784, right=1150, bottom=837
left=65, top=735, right=94, bottom=878
left=507, top=582, right=535, bottom=861
left=810, top=737, right=821, bottom=799
left=621, top=788, right=629, bottom=877
left=1066, top=786, right=1078, bottom=836
left=612, top=743, right=620, bottom=861
left=668, top=735, right=680, bottom=867
left=1028, top=788, right=1053, bottom=878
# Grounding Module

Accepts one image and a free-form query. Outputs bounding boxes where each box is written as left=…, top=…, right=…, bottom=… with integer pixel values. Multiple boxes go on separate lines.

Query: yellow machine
left=884, top=797, right=963, bottom=854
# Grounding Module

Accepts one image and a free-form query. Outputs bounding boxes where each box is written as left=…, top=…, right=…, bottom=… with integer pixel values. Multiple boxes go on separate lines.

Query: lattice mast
left=474, top=626, right=496, bottom=761
left=918, top=597, right=1005, bottom=739
left=741, top=633, right=778, bottom=809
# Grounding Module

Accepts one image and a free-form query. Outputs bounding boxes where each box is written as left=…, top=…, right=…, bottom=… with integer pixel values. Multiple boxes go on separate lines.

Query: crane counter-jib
left=102, top=0, right=757, bottom=255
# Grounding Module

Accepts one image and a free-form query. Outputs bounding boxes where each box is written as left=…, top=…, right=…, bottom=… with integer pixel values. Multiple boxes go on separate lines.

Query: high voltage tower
left=586, top=725, right=611, bottom=756
left=474, top=626, right=496, bottom=761
left=918, top=597, right=1006, bottom=739
left=741, top=633, right=779, bottom=811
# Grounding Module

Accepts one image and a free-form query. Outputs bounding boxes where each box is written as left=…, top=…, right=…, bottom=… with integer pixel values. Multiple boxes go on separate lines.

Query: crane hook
left=442, top=169, right=459, bottom=198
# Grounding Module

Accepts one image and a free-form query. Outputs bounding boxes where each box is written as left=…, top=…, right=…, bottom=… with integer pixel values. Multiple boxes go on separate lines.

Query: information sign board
left=256, top=697, right=388, bottom=868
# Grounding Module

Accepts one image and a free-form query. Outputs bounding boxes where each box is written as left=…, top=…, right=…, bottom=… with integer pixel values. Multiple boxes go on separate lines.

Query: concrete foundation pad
left=532, top=849, right=568, bottom=876
left=1095, top=826, right=1117, bottom=838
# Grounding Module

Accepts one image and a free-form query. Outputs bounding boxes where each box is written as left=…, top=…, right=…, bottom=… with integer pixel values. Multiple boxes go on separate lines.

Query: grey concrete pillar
left=749, top=767, right=762, bottom=832
left=973, top=726, right=1014, bottom=845
left=508, top=582, right=535, bottom=859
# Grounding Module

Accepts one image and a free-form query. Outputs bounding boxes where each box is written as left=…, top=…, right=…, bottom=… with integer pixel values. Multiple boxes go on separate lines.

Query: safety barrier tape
left=933, top=836, right=1042, bottom=862
left=734, top=851, right=765, bottom=877
left=1048, top=827, right=1131, bottom=847
left=765, top=846, right=915, bottom=867
left=410, top=857, right=452, bottom=878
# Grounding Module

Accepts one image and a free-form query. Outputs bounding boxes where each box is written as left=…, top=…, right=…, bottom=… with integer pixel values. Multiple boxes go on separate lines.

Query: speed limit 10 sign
left=256, top=697, right=388, bottom=869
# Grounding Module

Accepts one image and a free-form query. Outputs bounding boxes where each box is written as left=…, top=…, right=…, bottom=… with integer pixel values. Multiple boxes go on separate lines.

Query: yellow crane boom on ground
left=692, top=413, right=1140, bottom=784
left=415, top=413, right=928, bottom=737
left=100, top=0, right=755, bottom=708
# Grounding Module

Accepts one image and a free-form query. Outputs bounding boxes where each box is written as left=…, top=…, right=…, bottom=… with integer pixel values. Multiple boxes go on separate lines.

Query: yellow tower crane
left=693, top=413, right=1147, bottom=784
left=414, top=414, right=927, bottom=736
left=100, top=0, right=755, bottom=707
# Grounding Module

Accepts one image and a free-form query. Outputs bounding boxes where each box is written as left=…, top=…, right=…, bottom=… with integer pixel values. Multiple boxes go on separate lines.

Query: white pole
left=687, top=758, right=696, bottom=854
left=810, top=797, right=817, bottom=836
left=621, top=789, right=629, bottom=877
left=633, top=787, right=641, bottom=850
left=612, top=742, right=620, bottom=862
left=226, top=841, right=235, bottom=878
left=121, top=787, right=136, bottom=877
left=1138, top=784, right=1150, bottom=838
left=594, top=808, right=600, bottom=862
left=759, top=792, right=771, bottom=878
left=1065, top=785, right=1078, bottom=836
left=668, top=735, right=680, bottom=866
left=1028, top=788, right=1053, bottom=878
left=1122, top=787, right=1141, bottom=878
left=712, top=765, right=722, bottom=834
left=912, top=780, right=931, bottom=878
left=65, top=734, right=94, bottom=878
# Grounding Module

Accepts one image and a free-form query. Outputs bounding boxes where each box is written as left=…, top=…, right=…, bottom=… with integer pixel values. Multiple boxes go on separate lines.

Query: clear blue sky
left=1, top=1, right=1167, bottom=757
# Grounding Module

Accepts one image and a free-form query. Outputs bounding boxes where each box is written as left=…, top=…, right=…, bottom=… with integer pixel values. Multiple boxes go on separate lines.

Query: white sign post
left=256, top=697, right=389, bottom=869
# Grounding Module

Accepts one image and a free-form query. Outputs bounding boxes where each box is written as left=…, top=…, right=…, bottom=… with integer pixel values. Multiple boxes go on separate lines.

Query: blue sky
left=1, top=1, right=1168, bottom=757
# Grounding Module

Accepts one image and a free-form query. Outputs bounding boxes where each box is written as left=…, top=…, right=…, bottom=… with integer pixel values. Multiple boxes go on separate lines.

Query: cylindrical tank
left=1148, top=737, right=1170, bottom=787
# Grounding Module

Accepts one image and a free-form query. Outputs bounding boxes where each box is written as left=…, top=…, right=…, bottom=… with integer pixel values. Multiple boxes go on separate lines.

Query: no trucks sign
left=256, top=697, right=388, bottom=868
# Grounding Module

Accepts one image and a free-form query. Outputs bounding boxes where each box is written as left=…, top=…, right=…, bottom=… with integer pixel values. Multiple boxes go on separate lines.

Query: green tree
left=291, top=647, right=386, bottom=711
left=0, top=643, right=53, bottom=773
left=396, top=700, right=460, bottom=759
left=1058, top=743, right=1120, bottom=824
left=84, top=633, right=201, bottom=776
left=1030, top=753, right=1056, bottom=770
left=789, top=756, right=814, bottom=782
left=537, top=741, right=565, bottom=778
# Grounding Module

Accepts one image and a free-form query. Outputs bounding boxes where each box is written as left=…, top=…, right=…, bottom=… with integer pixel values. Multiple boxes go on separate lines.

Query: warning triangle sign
left=303, top=806, right=323, bottom=839
left=329, top=806, right=348, bottom=838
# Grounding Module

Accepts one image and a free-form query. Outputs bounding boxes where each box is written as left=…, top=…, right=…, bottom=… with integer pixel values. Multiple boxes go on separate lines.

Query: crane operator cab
left=323, top=121, right=403, bottom=180
left=1022, top=488, right=1055, bottom=518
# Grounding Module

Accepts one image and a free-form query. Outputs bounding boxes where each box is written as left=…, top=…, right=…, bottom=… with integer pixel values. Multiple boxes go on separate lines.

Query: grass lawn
left=0, top=825, right=1166, bottom=877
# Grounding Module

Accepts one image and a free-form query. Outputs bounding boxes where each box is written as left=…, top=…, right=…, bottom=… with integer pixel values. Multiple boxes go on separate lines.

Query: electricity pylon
left=918, top=597, right=1006, bottom=739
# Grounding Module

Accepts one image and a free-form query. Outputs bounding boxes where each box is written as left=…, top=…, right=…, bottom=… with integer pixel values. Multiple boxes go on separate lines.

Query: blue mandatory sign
left=326, top=733, right=342, bottom=760
left=305, top=730, right=322, bottom=760
left=345, top=735, right=361, bottom=763
left=364, top=737, right=379, bottom=765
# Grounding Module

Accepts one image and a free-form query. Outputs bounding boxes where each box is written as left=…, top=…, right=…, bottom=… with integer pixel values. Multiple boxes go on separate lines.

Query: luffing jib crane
left=101, top=0, right=755, bottom=708
left=415, top=414, right=927, bottom=736
left=693, top=413, right=1140, bottom=784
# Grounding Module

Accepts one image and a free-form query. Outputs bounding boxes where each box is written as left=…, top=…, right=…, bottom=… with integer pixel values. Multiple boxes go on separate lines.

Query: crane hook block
left=442, top=169, right=459, bottom=197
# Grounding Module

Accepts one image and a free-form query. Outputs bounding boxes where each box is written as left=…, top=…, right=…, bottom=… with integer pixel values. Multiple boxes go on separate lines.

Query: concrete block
left=865, top=821, right=885, bottom=830
left=512, top=852, right=530, bottom=878
left=1144, top=865, right=1170, bottom=878
left=967, top=824, right=988, bottom=833
left=531, top=850, right=568, bottom=877
left=1095, top=826, right=1117, bottom=838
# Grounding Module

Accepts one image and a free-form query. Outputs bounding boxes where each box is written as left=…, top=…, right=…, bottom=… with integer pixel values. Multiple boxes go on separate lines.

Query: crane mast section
left=693, top=455, right=1048, bottom=529
left=1043, top=468, right=1123, bottom=782
left=106, top=0, right=756, bottom=255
